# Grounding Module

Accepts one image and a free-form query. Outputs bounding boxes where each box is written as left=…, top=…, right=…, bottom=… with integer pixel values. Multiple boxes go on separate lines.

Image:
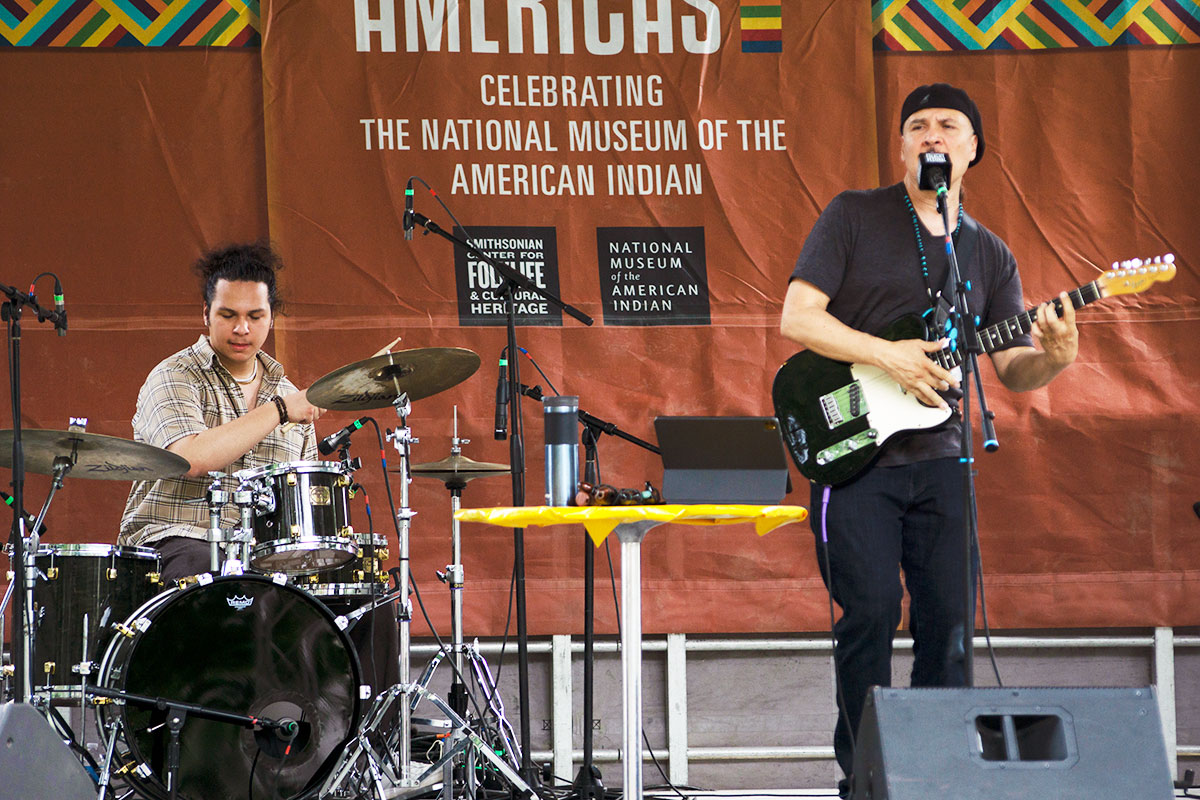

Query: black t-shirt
left=789, top=182, right=1033, bottom=465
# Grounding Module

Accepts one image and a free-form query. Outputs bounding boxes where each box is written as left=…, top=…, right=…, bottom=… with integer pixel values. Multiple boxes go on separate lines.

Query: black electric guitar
left=772, top=255, right=1176, bottom=486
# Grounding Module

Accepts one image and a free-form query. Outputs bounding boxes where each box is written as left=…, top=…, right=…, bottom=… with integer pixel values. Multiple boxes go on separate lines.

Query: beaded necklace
left=903, top=191, right=964, bottom=307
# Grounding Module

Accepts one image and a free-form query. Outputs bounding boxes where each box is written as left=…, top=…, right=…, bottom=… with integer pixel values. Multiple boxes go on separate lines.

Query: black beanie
left=899, top=83, right=985, bottom=167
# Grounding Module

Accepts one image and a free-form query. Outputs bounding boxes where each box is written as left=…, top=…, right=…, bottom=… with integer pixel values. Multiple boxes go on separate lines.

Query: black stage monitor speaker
left=0, top=702, right=96, bottom=800
left=850, top=686, right=1175, bottom=800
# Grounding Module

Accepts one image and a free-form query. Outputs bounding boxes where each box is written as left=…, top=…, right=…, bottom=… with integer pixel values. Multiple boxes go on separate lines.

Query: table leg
left=615, top=521, right=655, bottom=800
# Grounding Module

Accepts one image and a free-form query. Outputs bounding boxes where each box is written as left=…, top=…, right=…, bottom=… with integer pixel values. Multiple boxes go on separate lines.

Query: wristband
left=272, top=395, right=289, bottom=425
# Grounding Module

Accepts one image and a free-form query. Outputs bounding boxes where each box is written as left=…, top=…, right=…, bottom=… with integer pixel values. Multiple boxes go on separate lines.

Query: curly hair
left=193, top=242, right=284, bottom=313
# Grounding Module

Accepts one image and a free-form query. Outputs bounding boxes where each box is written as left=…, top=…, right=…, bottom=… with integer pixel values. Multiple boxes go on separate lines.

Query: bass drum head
left=99, top=575, right=361, bottom=800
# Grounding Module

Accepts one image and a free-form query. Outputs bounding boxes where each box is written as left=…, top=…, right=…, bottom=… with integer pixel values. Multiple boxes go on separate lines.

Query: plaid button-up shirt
left=119, top=336, right=315, bottom=546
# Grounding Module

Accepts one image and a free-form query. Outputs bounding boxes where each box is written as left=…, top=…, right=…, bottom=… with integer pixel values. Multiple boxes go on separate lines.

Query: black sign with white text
left=596, top=227, right=709, bottom=326
left=454, top=226, right=562, bottom=327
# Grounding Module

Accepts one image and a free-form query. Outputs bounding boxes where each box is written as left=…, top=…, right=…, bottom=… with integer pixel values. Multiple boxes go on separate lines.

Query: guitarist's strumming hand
left=875, top=337, right=959, bottom=411
left=1031, top=291, right=1079, bottom=369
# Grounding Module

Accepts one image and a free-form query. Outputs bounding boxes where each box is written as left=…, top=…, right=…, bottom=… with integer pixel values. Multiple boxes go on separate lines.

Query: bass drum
left=97, top=575, right=363, bottom=800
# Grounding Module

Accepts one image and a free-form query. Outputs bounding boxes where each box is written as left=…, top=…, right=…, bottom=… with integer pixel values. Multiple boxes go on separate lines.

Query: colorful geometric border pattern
left=0, top=0, right=260, bottom=47
left=873, top=0, right=1200, bottom=50
left=741, top=0, right=782, bottom=52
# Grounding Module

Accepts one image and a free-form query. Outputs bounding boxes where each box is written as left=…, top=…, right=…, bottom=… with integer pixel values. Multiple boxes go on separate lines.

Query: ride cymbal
left=307, top=347, right=480, bottom=411
left=0, top=429, right=190, bottom=481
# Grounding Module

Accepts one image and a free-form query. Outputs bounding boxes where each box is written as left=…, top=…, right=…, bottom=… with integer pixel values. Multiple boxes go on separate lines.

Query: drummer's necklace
left=230, top=358, right=258, bottom=385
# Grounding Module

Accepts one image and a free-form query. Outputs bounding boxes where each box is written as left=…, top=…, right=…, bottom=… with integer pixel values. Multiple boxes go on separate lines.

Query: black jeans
left=809, top=457, right=972, bottom=778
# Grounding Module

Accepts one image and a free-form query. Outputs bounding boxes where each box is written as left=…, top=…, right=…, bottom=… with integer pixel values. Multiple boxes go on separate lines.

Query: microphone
left=318, top=417, right=366, bottom=455
left=54, top=279, right=66, bottom=337
left=2, top=490, right=47, bottom=535
left=403, top=178, right=415, bottom=240
left=494, top=353, right=509, bottom=440
left=918, top=151, right=951, bottom=194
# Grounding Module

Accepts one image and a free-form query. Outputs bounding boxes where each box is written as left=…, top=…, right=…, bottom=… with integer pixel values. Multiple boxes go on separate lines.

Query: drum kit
left=1, top=347, right=531, bottom=800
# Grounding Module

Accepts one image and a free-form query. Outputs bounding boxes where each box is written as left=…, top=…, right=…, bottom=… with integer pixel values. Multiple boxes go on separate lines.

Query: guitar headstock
left=1097, top=254, right=1176, bottom=298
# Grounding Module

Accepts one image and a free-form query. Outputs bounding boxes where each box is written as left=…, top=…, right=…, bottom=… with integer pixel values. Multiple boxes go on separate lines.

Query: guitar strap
left=928, top=212, right=980, bottom=332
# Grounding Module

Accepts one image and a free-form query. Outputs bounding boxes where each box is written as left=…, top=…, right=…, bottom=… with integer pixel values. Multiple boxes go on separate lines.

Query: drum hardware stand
left=205, top=472, right=230, bottom=573
left=226, top=469, right=273, bottom=575
left=385, top=392, right=418, bottom=782
left=95, top=714, right=125, bottom=800
left=321, top=682, right=534, bottom=800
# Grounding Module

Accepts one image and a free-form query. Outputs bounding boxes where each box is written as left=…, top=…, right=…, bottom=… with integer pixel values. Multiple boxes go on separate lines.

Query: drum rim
left=34, top=543, right=161, bottom=560
left=238, top=459, right=349, bottom=480
left=303, top=582, right=390, bottom=596
left=250, top=538, right=359, bottom=575
left=96, top=572, right=364, bottom=798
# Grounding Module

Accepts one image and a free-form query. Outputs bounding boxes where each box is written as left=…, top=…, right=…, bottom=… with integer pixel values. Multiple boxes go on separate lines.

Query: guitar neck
left=933, top=280, right=1101, bottom=370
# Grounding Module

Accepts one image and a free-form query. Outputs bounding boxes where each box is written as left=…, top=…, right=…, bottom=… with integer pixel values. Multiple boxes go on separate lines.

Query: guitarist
left=779, top=83, right=1079, bottom=797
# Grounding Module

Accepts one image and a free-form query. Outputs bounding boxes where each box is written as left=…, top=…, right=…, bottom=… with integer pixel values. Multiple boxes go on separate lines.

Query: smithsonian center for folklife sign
left=261, top=0, right=872, bottom=336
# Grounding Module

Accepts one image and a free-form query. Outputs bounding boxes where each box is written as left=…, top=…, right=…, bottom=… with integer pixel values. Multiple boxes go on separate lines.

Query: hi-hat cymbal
left=0, top=429, right=190, bottom=481
left=307, top=347, right=480, bottom=411
left=402, top=453, right=510, bottom=483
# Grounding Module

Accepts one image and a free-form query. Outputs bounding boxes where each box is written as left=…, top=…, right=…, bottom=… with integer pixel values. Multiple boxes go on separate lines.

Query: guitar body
left=772, top=314, right=953, bottom=486
left=772, top=254, right=1175, bottom=486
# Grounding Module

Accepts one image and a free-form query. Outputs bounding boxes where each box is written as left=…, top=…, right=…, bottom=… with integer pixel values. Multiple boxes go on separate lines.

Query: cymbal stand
left=385, top=392, right=417, bottom=781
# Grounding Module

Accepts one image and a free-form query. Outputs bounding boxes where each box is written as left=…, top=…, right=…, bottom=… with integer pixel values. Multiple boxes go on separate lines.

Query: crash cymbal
left=307, top=347, right=481, bottom=411
left=0, top=429, right=190, bottom=481
left=402, top=453, right=510, bottom=483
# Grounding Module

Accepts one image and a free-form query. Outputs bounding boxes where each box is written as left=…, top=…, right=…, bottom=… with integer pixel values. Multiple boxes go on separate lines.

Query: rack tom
left=244, top=461, right=358, bottom=575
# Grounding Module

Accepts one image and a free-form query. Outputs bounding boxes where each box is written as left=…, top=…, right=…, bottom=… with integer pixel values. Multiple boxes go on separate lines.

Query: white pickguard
left=848, top=362, right=957, bottom=439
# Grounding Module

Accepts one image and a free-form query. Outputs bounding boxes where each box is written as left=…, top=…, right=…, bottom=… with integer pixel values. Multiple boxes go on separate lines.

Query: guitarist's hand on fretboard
left=876, top=337, right=957, bottom=411
left=1030, top=290, right=1080, bottom=367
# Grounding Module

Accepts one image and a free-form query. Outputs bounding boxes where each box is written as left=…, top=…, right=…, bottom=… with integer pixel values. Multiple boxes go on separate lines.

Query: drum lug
left=46, top=567, right=59, bottom=580
left=339, top=526, right=354, bottom=538
left=337, top=475, right=351, bottom=487
left=43, top=662, right=55, bottom=676
left=378, top=548, right=390, bottom=561
left=114, top=623, right=137, bottom=640
left=107, top=567, right=118, bottom=580
left=290, top=524, right=302, bottom=540
left=72, top=661, right=95, bottom=676
left=287, top=472, right=297, bottom=486
left=147, top=572, right=162, bottom=585
left=0, top=665, right=13, bottom=679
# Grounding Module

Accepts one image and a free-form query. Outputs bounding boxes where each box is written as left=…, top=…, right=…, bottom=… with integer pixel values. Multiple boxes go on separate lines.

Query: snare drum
left=23, top=543, right=162, bottom=702
left=244, top=461, right=358, bottom=575
left=97, top=574, right=363, bottom=800
left=297, top=532, right=390, bottom=606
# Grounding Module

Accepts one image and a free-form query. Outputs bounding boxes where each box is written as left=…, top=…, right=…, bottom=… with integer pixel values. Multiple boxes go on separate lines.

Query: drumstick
left=371, top=335, right=403, bottom=357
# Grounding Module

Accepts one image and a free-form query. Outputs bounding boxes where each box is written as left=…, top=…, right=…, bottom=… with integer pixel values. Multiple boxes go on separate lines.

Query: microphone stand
left=934, top=185, right=998, bottom=687
left=409, top=209, right=592, bottom=787
left=573, top=410, right=659, bottom=800
left=1, top=279, right=67, bottom=704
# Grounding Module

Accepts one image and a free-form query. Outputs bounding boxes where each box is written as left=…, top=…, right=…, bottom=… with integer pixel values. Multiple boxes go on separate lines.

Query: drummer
left=118, top=242, right=323, bottom=583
